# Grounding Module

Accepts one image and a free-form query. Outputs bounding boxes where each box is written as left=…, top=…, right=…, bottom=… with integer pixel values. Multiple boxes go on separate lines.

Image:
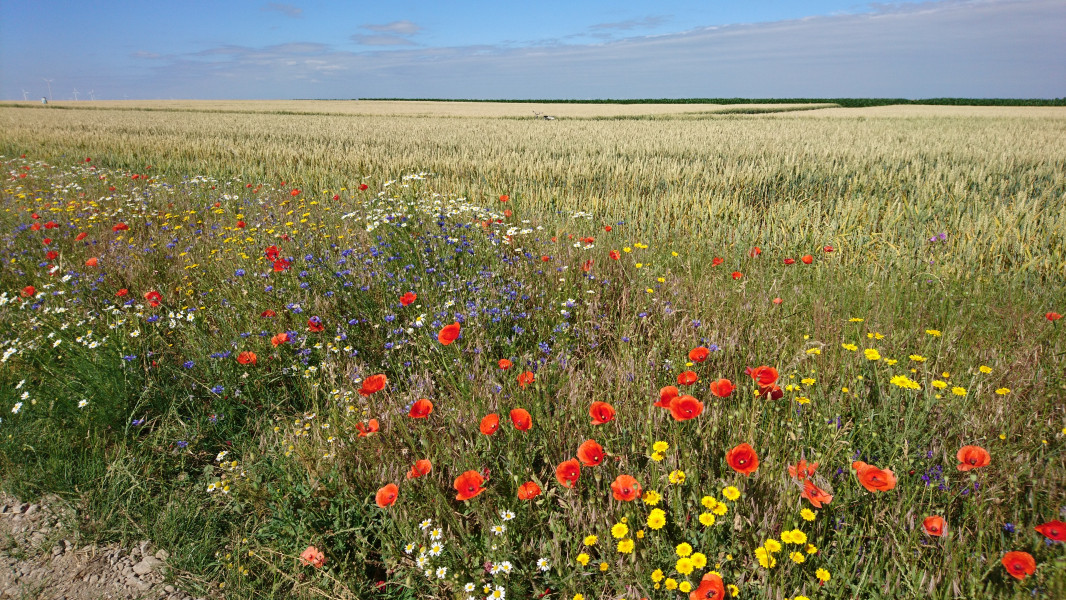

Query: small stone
left=164, top=585, right=176, bottom=593
left=155, top=549, right=170, bottom=560
left=133, top=556, right=162, bottom=575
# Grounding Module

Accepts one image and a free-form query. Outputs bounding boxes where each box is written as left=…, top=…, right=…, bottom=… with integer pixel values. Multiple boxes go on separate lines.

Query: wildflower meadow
left=0, top=102, right=1064, bottom=600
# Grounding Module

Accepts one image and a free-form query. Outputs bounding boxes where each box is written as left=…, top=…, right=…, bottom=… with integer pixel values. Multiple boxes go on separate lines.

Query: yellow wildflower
left=643, top=490, right=661, bottom=505
left=647, top=508, right=666, bottom=530
left=611, top=523, right=628, bottom=539
left=699, top=512, right=715, bottom=526
left=723, top=486, right=740, bottom=501
left=576, top=553, right=590, bottom=566
left=676, top=543, right=693, bottom=557
left=583, top=535, right=597, bottom=546
left=653, top=440, right=669, bottom=453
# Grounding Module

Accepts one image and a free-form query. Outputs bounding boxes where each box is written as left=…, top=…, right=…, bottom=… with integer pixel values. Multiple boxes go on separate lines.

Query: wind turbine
left=88, top=89, right=95, bottom=101
left=22, top=90, right=29, bottom=101
left=72, top=88, right=80, bottom=101
left=43, top=79, right=53, bottom=102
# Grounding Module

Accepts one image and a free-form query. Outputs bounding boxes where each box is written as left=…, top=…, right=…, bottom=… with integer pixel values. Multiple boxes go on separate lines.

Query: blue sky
left=1, top=0, right=1063, bottom=100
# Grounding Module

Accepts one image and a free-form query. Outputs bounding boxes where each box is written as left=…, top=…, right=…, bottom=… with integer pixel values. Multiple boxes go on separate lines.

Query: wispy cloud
left=131, top=50, right=161, bottom=60
left=132, top=0, right=1066, bottom=99
left=590, top=15, right=669, bottom=31
left=361, top=20, right=422, bottom=35
left=261, top=3, right=302, bottom=18
left=351, top=34, right=418, bottom=46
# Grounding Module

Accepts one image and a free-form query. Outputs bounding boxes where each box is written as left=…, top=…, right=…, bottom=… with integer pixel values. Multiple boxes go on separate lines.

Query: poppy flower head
left=375, top=483, right=398, bottom=508
left=299, top=546, right=326, bottom=568
left=688, top=346, right=710, bottom=362
left=726, top=443, right=759, bottom=476
left=801, top=254, right=814, bottom=264
left=589, top=401, right=616, bottom=425
left=852, top=461, right=897, bottom=492
left=356, top=419, right=379, bottom=437
left=759, top=384, right=784, bottom=400
left=116, top=288, right=128, bottom=297
left=518, top=481, right=541, bottom=500
left=438, top=322, right=461, bottom=345
left=359, top=183, right=369, bottom=191
left=555, top=459, right=581, bottom=488
left=307, top=317, right=324, bottom=332
left=731, top=271, right=743, bottom=280
left=923, top=515, right=946, bottom=537
left=689, top=572, right=725, bottom=600
left=112, top=222, right=129, bottom=232
left=517, top=371, right=535, bottom=388
left=273, top=258, right=291, bottom=272
left=655, top=385, right=679, bottom=408
left=784, top=258, right=796, bottom=265
left=271, top=332, right=289, bottom=347
left=260, top=309, right=276, bottom=318
left=749, top=246, right=762, bottom=257
left=358, top=374, right=387, bottom=396
left=409, top=399, right=433, bottom=419
left=407, top=459, right=432, bottom=479
left=709, top=378, right=734, bottom=398
left=1001, top=551, right=1036, bottom=580
left=582, top=259, right=594, bottom=272
left=454, top=470, right=486, bottom=501
left=1047, top=312, right=1063, bottom=322
left=677, top=370, right=699, bottom=386
left=800, top=479, right=833, bottom=508
left=400, top=292, right=417, bottom=306
left=46, top=250, right=58, bottom=260
left=236, top=220, right=246, bottom=228
left=576, top=439, right=605, bottom=467
left=669, top=395, right=704, bottom=421
left=823, top=245, right=834, bottom=252
left=479, top=413, right=500, bottom=435
left=498, top=358, right=513, bottom=370
left=20, top=286, right=35, bottom=298
left=84, top=257, right=98, bottom=267
left=75, top=232, right=88, bottom=241
left=712, top=257, right=724, bottom=266
left=746, top=365, right=779, bottom=386
left=1034, top=520, right=1066, bottom=542
left=499, top=194, right=509, bottom=202
left=788, top=460, right=819, bottom=480
left=237, top=351, right=257, bottom=366
left=509, top=408, right=532, bottom=431
left=609, top=250, right=620, bottom=260
left=610, top=474, right=641, bottom=502
left=264, top=245, right=280, bottom=261
left=956, top=445, right=990, bottom=471
left=144, top=290, right=162, bottom=307
left=604, top=225, right=612, bottom=232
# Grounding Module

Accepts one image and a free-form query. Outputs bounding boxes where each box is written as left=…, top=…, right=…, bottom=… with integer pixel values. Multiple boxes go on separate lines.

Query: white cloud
left=262, top=3, right=302, bottom=18
left=361, top=20, right=422, bottom=35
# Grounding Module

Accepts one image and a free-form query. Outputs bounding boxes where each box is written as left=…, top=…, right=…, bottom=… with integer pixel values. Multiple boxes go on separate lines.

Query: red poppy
left=498, top=358, right=513, bottom=370
left=237, top=351, right=257, bottom=366
left=801, top=254, right=813, bottom=264
left=576, top=439, right=605, bottom=467
left=236, top=220, right=245, bottom=228
left=290, top=189, right=301, bottom=197
left=731, top=271, right=742, bottom=280
left=407, top=459, right=432, bottom=479
left=956, top=445, right=990, bottom=471
left=669, top=395, right=704, bottom=421
left=689, top=572, right=725, bottom=600
left=375, top=483, right=398, bottom=507
left=746, top=365, right=779, bottom=386
left=749, top=246, right=762, bottom=257
left=1001, top=551, right=1036, bottom=580
left=31, top=223, right=41, bottom=232
left=409, top=399, right=433, bottom=419
left=823, top=245, right=834, bottom=252
left=359, top=374, right=387, bottom=396
left=307, top=318, right=324, bottom=332
left=75, top=232, right=87, bottom=241
left=20, top=286, right=35, bottom=298
left=356, top=419, right=379, bottom=437
left=610, top=474, right=641, bottom=502
left=760, top=384, right=784, bottom=400
left=604, top=225, right=612, bottom=232
left=688, top=347, right=710, bottom=362
left=582, top=259, right=594, bottom=272
left=480, top=413, right=500, bottom=435
left=784, top=258, right=796, bottom=265
left=400, top=292, right=417, bottom=306
left=499, top=194, right=509, bottom=202
left=300, top=546, right=326, bottom=568
left=923, top=516, right=946, bottom=537
left=772, top=297, right=783, bottom=305
left=852, top=461, right=897, bottom=492
left=46, top=250, right=58, bottom=260
left=709, top=379, right=734, bottom=398
left=609, top=250, right=620, bottom=260
left=112, top=222, right=129, bottom=232
left=518, top=481, right=541, bottom=500
left=510, top=408, right=532, bottom=431
left=1048, top=312, right=1062, bottom=321
left=1034, top=520, right=1066, bottom=541
left=800, top=479, right=833, bottom=508
left=454, top=470, right=486, bottom=501
left=517, top=371, right=535, bottom=388
left=260, top=309, right=276, bottom=317
left=438, top=322, right=461, bottom=345
left=271, top=332, right=289, bottom=347
left=264, top=245, right=280, bottom=261
left=144, top=290, right=162, bottom=307
left=359, top=183, right=369, bottom=191
left=504, top=209, right=512, bottom=218
left=115, top=288, right=128, bottom=297
left=84, top=257, right=98, bottom=267
left=726, top=443, right=759, bottom=476
left=677, top=370, right=698, bottom=386
left=655, top=385, right=679, bottom=409
left=273, top=259, right=291, bottom=272
left=589, top=401, right=615, bottom=425
left=556, top=459, right=581, bottom=488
